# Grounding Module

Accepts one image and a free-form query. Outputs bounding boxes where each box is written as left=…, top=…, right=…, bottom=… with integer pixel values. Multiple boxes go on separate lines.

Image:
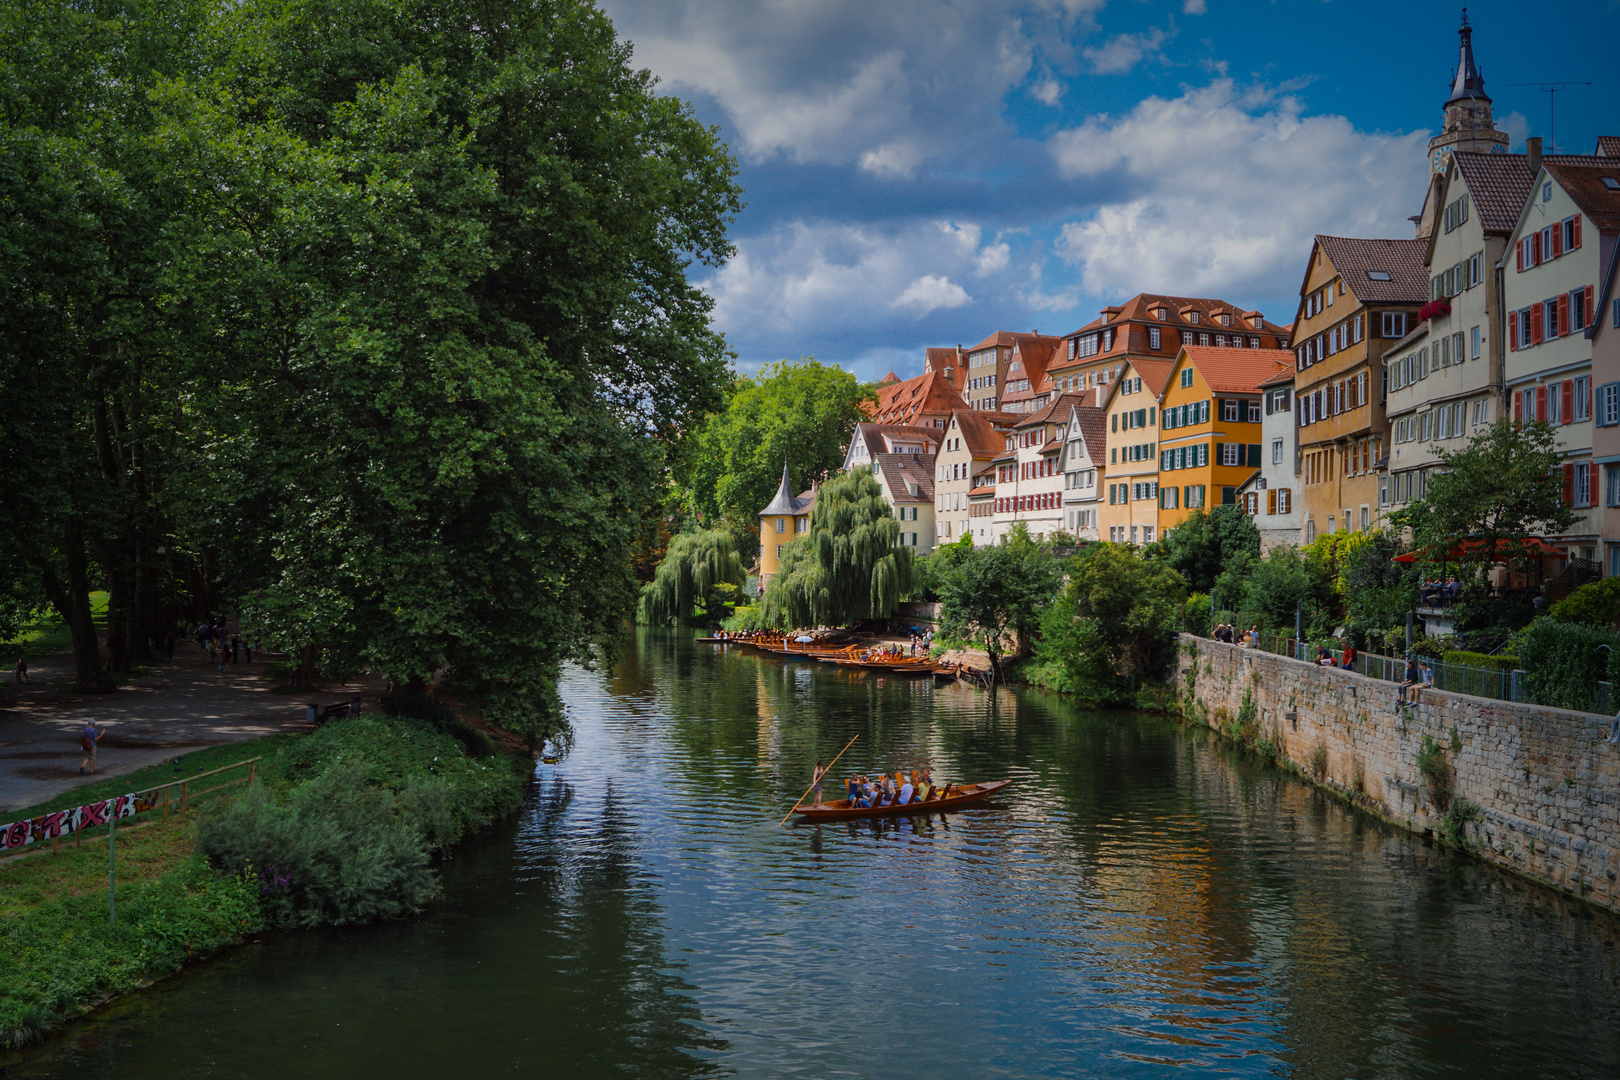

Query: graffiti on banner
left=0, top=793, right=147, bottom=852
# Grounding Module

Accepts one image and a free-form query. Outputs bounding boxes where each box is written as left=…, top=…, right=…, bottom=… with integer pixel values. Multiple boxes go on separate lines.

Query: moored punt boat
left=792, top=779, right=1012, bottom=820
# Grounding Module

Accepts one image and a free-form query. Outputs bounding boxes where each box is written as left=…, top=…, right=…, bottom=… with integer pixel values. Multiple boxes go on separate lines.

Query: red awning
left=1391, top=538, right=1567, bottom=563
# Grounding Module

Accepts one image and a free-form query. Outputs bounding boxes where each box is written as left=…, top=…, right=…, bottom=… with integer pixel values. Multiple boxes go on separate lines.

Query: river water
left=10, top=630, right=1620, bottom=1078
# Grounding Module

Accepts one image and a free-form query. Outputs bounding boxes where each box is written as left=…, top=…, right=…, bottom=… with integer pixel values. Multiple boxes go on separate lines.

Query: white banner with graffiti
left=0, top=793, right=142, bottom=852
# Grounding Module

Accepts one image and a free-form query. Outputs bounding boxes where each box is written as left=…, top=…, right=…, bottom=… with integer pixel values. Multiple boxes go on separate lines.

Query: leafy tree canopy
left=1035, top=542, right=1186, bottom=701
left=935, top=524, right=1062, bottom=679
left=1388, top=419, right=1578, bottom=579
left=678, top=358, right=873, bottom=545
left=639, top=530, right=744, bottom=626
left=1147, top=505, right=1259, bottom=595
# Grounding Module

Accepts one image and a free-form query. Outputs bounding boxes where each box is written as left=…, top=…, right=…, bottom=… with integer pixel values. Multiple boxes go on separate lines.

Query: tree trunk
left=32, top=532, right=114, bottom=693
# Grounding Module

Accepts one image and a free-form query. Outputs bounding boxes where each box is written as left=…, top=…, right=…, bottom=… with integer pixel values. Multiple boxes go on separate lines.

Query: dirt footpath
left=0, top=641, right=382, bottom=814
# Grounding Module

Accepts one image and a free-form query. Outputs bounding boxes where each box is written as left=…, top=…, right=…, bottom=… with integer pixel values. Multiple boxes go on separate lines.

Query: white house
left=933, top=409, right=1017, bottom=545
left=1058, top=396, right=1106, bottom=540
left=1247, top=368, right=1301, bottom=550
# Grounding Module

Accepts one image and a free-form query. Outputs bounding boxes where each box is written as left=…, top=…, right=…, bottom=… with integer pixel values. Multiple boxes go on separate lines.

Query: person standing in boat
left=810, top=760, right=826, bottom=805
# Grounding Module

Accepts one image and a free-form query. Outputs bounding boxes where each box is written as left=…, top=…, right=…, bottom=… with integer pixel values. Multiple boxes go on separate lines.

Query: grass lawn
left=0, top=593, right=109, bottom=667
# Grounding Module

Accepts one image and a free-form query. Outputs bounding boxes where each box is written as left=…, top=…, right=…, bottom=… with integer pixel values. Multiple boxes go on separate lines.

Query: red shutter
left=1516, top=239, right=1524, bottom=272
left=1509, top=310, right=1519, bottom=350
left=1531, top=302, right=1544, bottom=344
left=1574, top=215, right=1583, bottom=249
left=1591, top=463, right=1600, bottom=509
left=1512, top=390, right=1521, bottom=425
left=1559, top=294, right=1571, bottom=336
left=1538, top=385, right=1549, bottom=421
left=1552, top=225, right=1563, bottom=258
left=1563, top=464, right=1575, bottom=506
left=1563, top=380, right=1574, bottom=424
left=1588, top=286, right=1597, bottom=326
left=1534, top=232, right=1542, bottom=263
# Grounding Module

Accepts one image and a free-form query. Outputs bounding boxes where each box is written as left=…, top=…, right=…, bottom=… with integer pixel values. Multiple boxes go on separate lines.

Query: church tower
left=1427, top=9, right=1509, bottom=180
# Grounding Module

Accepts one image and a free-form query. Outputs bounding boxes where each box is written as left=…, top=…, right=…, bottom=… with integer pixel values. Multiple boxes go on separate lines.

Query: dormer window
left=1187, top=312, right=1200, bottom=325
left=1220, top=313, right=1231, bottom=326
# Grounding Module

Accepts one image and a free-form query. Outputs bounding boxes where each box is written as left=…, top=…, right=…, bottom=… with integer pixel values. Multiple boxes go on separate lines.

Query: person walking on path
left=80, top=721, right=101, bottom=775
left=14, top=657, right=27, bottom=684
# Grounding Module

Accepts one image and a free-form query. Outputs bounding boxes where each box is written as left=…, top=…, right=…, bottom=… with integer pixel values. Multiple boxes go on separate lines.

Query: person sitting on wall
left=1399, top=656, right=1422, bottom=706
left=1317, top=645, right=1336, bottom=666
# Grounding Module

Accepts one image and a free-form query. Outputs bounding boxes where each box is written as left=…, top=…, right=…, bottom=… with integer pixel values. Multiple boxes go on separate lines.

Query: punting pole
left=780, top=734, right=859, bottom=826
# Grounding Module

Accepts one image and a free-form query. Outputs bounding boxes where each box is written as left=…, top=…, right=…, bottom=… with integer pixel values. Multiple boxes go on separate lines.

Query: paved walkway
left=0, top=640, right=383, bottom=814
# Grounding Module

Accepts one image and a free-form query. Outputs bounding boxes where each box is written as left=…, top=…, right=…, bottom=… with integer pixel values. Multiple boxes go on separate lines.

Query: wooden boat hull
left=792, top=779, right=1012, bottom=820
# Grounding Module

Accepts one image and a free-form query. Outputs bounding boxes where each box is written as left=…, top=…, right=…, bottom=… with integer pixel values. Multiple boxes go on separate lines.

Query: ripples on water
left=9, top=628, right=1620, bottom=1079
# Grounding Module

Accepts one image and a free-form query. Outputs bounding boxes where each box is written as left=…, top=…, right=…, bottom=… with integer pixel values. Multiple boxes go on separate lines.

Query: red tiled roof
left=1258, top=365, right=1296, bottom=389
left=1180, top=346, right=1295, bottom=394
left=1062, top=294, right=1289, bottom=341
left=999, top=341, right=1063, bottom=406
left=1017, top=389, right=1095, bottom=427
left=1128, top=358, right=1177, bottom=397
left=866, top=369, right=967, bottom=426
left=967, top=485, right=996, bottom=498
left=1064, top=399, right=1108, bottom=457
left=1595, top=136, right=1620, bottom=158
left=1451, top=152, right=1536, bottom=233
left=873, top=453, right=935, bottom=503
left=967, top=330, right=1062, bottom=353
left=1315, top=236, right=1429, bottom=305
left=925, top=347, right=967, bottom=392
left=953, top=409, right=1018, bottom=459
left=1545, top=161, right=1620, bottom=233
left=850, top=422, right=941, bottom=455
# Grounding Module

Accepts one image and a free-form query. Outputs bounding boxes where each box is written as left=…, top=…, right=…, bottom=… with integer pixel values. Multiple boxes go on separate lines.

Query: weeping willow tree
left=758, top=468, right=915, bottom=628
left=639, top=529, right=745, bottom=625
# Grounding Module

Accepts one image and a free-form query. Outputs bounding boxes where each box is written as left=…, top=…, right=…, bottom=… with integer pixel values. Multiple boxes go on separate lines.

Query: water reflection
left=9, top=628, right=1620, bottom=1079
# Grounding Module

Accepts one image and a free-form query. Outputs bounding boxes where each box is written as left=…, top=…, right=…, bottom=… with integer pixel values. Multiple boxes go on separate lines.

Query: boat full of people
left=792, top=768, right=1012, bottom=820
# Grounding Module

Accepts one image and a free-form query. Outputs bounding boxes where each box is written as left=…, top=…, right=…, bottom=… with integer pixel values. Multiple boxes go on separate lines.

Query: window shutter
left=1538, top=385, right=1549, bottom=422
left=1587, top=286, right=1597, bottom=326
left=1552, top=226, right=1562, bottom=258
left=1559, top=294, right=1571, bottom=336
left=1531, top=302, right=1544, bottom=344
left=1516, top=239, right=1524, bottom=272
left=1533, top=231, right=1542, bottom=263
left=1267, top=489, right=1277, bottom=514
left=1248, top=444, right=1261, bottom=467
left=1509, top=310, right=1518, bottom=351
left=1563, top=463, right=1575, bottom=506
left=1574, top=215, right=1583, bottom=249
left=1213, top=442, right=1224, bottom=466
left=1562, top=381, right=1574, bottom=425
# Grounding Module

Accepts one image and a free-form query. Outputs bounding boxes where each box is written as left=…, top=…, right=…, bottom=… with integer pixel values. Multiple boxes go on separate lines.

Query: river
left=9, top=629, right=1620, bottom=1078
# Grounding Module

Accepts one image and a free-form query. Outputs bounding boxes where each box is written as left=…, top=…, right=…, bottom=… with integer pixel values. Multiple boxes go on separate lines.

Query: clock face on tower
left=1432, top=146, right=1452, bottom=173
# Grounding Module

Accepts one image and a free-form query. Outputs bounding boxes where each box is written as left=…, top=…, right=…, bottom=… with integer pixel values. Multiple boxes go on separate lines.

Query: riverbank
left=0, top=713, right=531, bottom=1049
left=1176, top=632, right=1620, bottom=915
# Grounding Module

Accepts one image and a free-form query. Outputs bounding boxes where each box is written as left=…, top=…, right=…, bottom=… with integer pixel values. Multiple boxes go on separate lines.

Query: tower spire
left=1447, top=7, right=1487, bottom=104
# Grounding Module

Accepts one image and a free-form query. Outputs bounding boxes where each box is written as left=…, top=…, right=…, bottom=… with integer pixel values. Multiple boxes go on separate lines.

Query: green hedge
left=1519, top=619, right=1618, bottom=713
left=1442, top=651, right=1519, bottom=672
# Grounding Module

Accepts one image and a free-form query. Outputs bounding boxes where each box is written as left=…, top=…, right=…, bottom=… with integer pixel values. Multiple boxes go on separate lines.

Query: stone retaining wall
left=1178, top=633, right=1620, bottom=913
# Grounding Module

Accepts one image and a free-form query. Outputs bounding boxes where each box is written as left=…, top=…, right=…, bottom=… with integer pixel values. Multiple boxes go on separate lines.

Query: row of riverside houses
left=757, top=12, right=1620, bottom=589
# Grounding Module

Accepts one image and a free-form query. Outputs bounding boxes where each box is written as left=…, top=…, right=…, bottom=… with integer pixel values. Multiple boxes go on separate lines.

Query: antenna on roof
left=1504, top=81, right=1591, bottom=153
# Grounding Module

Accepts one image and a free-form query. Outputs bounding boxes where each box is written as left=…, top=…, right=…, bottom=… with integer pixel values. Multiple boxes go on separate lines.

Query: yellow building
left=1098, top=358, right=1172, bottom=545
left=758, top=464, right=816, bottom=586
left=1156, top=345, right=1293, bottom=530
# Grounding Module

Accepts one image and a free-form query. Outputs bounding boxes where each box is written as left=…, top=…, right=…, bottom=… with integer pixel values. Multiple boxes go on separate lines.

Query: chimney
left=1527, top=136, right=1543, bottom=175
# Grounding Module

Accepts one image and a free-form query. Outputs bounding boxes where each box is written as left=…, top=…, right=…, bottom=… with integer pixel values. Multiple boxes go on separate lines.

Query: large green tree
left=1147, top=505, right=1259, bottom=595
left=639, top=530, right=744, bottom=626
left=0, top=0, right=207, bottom=689
left=935, top=524, right=1062, bottom=681
left=756, top=468, right=914, bottom=629
left=1035, top=542, right=1186, bottom=701
left=145, top=0, right=739, bottom=740
left=679, top=358, right=873, bottom=551
left=1388, top=419, right=1577, bottom=581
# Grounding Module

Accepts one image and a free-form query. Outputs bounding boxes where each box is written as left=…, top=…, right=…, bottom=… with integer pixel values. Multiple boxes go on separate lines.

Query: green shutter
left=1247, top=443, right=1261, bottom=467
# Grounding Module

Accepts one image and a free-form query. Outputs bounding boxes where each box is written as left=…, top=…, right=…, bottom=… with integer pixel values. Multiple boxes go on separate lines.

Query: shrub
left=1416, top=734, right=1452, bottom=811
left=1518, top=618, right=1618, bottom=712
left=1184, top=593, right=1212, bottom=635
left=1442, top=650, right=1519, bottom=672
left=197, top=771, right=440, bottom=928
left=1546, top=576, right=1620, bottom=629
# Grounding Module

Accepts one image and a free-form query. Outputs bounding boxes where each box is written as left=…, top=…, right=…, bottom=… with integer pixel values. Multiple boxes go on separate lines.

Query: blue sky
left=597, top=0, right=1620, bottom=384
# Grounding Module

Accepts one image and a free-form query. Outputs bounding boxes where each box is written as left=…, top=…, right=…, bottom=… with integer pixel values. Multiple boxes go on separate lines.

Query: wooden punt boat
left=791, top=779, right=1012, bottom=820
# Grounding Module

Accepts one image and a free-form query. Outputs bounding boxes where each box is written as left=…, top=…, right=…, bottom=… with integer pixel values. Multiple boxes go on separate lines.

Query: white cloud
left=1032, top=79, right=1064, bottom=106
left=1050, top=80, right=1429, bottom=300
left=598, top=0, right=1056, bottom=169
left=893, top=274, right=972, bottom=314
left=1500, top=110, right=1531, bottom=150
left=700, top=220, right=1007, bottom=351
left=1082, top=26, right=1170, bottom=75
left=976, top=242, right=1012, bottom=276
left=1183, top=0, right=1207, bottom=14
